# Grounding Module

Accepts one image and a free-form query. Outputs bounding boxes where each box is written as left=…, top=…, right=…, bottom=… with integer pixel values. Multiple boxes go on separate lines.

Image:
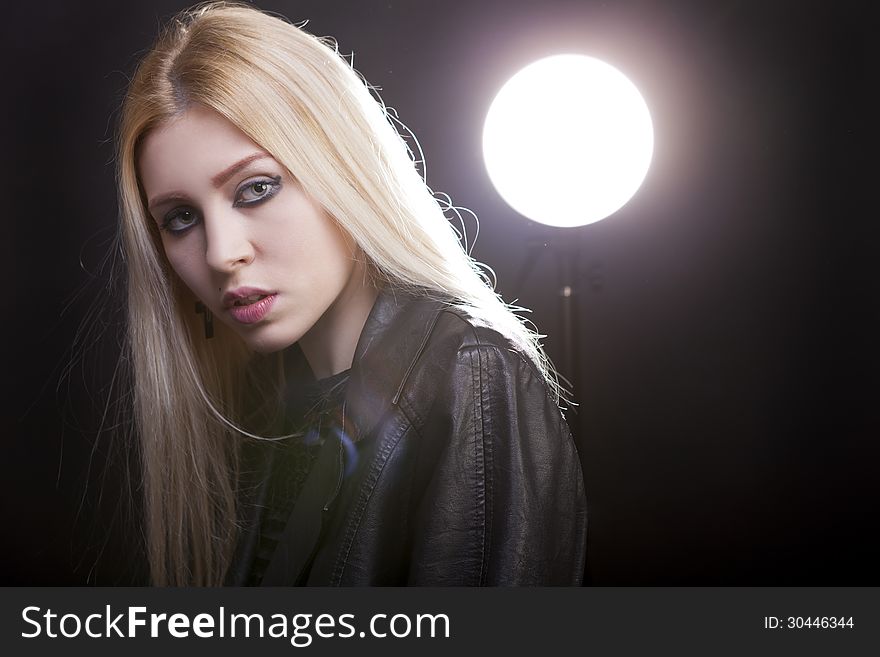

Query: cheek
left=302, top=227, right=354, bottom=283
left=261, top=211, right=353, bottom=272
left=162, top=241, right=207, bottom=294
left=304, top=215, right=355, bottom=269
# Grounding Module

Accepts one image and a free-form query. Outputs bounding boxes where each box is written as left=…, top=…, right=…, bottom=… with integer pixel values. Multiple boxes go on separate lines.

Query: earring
left=194, top=301, right=214, bottom=339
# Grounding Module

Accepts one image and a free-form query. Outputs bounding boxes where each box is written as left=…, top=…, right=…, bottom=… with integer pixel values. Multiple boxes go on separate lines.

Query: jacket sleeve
left=406, top=342, right=588, bottom=585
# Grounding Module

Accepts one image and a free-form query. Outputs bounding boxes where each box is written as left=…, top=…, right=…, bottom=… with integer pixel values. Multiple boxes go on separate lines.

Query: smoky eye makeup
left=156, top=174, right=284, bottom=235
left=233, top=175, right=283, bottom=207
left=160, top=207, right=200, bottom=235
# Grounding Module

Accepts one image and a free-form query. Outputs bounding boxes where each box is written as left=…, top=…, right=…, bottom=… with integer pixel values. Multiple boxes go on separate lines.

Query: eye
left=161, top=208, right=200, bottom=235
left=234, top=175, right=282, bottom=206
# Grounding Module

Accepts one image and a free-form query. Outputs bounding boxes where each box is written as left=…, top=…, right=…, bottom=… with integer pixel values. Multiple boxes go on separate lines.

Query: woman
left=116, top=1, right=587, bottom=586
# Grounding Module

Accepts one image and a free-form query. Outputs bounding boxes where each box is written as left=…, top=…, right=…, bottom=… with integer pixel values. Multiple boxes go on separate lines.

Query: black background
left=2, top=0, right=876, bottom=585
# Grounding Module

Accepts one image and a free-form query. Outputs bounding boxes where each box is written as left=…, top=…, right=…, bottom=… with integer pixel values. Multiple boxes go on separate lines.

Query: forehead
left=138, top=106, right=262, bottom=194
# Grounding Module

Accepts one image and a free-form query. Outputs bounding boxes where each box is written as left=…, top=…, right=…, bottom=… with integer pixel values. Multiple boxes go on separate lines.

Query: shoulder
left=350, top=284, right=562, bottom=429
left=363, top=285, right=533, bottom=375
left=436, top=303, right=524, bottom=353
left=404, top=298, right=538, bottom=380
left=396, top=299, right=562, bottom=424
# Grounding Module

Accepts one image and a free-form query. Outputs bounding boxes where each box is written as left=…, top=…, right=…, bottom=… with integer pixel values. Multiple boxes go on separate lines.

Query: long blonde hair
left=116, top=0, right=557, bottom=585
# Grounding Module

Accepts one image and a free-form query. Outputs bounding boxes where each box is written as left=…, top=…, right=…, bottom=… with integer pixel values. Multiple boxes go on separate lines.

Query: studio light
left=483, top=54, right=654, bottom=227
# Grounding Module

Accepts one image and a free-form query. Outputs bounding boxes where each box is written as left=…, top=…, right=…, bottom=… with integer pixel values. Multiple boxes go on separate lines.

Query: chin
left=237, top=326, right=301, bottom=355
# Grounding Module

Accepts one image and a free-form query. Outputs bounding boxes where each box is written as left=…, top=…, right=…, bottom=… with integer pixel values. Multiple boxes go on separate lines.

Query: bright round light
left=482, top=54, right=654, bottom=228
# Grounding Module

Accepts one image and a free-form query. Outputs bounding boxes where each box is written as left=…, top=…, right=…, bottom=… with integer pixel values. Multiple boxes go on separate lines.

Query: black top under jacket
left=225, top=285, right=588, bottom=586
left=245, top=368, right=350, bottom=586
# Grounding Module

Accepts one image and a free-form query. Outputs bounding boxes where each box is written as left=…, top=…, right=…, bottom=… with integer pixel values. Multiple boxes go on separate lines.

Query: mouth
left=222, top=288, right=278, bottom=325
left=222, top=286, right=275, bottom=308
left=231, top=293, right=272, bottom=307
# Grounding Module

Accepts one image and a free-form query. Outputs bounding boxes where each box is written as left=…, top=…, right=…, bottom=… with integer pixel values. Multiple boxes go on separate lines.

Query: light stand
left=515, top=230, right=594, bottom=442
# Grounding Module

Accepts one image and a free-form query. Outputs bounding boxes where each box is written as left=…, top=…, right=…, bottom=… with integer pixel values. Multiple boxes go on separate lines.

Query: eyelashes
left=159, top=175, right=283, bottom=235
left=233, top=175, right=283, bottom=208
left=160, top=208, right=198, bottom=234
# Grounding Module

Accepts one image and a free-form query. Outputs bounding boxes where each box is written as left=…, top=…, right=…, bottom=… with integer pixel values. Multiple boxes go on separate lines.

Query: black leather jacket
left=226, top=286, right=587, bottom=585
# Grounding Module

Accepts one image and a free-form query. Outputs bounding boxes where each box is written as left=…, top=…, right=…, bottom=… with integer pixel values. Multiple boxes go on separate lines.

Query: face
left=138, top=105, right=367, bottom=359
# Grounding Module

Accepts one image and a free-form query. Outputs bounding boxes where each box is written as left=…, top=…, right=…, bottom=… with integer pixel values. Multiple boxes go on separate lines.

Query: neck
left=298, top=263, right=380, bottom=380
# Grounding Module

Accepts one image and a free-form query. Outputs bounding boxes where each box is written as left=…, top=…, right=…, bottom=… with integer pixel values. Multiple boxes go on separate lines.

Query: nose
left=203, top=210, right=255, bottom=273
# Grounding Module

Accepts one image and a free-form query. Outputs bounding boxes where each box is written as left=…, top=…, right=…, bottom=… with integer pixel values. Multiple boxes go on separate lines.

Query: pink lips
left=223, top=287, right=278, bottom=325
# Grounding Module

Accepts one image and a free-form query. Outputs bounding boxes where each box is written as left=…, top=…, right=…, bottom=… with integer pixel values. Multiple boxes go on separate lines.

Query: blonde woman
left=116, top=1, right=587, bottom=586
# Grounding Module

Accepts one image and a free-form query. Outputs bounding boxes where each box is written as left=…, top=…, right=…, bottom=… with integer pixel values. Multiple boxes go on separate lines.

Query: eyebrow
left=147, top=151, right=271, bottom=211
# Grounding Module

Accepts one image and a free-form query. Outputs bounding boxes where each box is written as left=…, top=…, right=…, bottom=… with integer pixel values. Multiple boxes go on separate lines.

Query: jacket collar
left=342, top=284, right=446, bottom=442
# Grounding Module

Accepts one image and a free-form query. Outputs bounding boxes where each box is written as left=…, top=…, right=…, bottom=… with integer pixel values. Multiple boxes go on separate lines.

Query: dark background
left=2, top=0, right=876, bottom=585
